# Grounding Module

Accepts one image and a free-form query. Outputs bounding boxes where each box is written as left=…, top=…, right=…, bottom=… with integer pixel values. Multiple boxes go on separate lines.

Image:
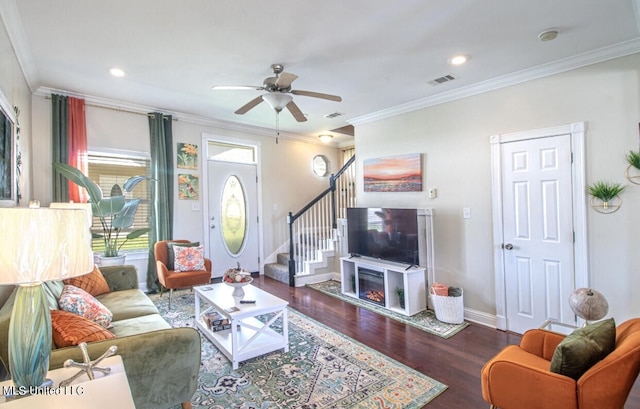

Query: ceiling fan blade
left=212, top=85, right=264, bottom=91
left=234, top=95, right=264, bottom=115
left=291, top=89, right=342, bottom=102
left=286, top=101, right=307, bottom=122
left=275, top=72, right=298, bottom=88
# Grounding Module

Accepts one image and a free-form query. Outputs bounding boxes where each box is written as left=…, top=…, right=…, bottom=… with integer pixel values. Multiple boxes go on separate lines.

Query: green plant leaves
left=587, top=181, right=625, bottom=202
left=53, top=162, right=151, bottom=256
left=52, top=162, right=103, bottom=203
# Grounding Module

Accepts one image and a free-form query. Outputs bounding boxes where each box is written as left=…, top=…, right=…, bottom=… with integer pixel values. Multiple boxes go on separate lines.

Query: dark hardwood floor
left=252, top=275, right=640, bottom=409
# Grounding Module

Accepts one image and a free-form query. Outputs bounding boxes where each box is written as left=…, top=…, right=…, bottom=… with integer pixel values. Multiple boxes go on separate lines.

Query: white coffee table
left=194, top=283, right=289, bottom=369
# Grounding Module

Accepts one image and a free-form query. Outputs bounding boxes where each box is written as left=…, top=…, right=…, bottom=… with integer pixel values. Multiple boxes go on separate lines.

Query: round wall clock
left=312, top=155, right=329, bottom=177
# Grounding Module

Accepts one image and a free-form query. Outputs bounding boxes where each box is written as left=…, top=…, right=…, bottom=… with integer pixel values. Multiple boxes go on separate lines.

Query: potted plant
left=396, top=287, right=405, bottom=309
left=53, top=163, right=151, bottom=264
left=587, top=181, right=625, bottom=213
left=625, top=150, right=640, bottom=185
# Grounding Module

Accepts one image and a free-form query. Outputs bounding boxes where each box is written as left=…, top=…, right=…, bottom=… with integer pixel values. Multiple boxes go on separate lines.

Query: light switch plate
left=192, top=203, right=200, bottom=211
left=463, top=207, right=471, bottom=219
left=428, top=188, right=437, bottom=199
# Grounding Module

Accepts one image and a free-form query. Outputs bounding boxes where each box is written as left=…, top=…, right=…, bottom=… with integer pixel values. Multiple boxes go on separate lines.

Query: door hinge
left=573, top=231, right=576, bottom=243
left=570, top=152, right=574, bottom=163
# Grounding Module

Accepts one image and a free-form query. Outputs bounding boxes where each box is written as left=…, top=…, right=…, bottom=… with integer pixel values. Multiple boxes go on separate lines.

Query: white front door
left=500, top=134, right=576, bottom=334
left=207, top=160, right=259, bottom=278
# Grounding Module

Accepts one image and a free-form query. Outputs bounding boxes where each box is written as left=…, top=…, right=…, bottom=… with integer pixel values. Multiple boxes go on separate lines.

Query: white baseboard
left=295, top=272, right=340, bottom=287
left=462, top=307, right=497, bottom=329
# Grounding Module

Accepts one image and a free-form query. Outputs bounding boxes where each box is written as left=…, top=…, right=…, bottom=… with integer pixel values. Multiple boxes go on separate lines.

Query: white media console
left=340, top=256, right=427, bottom=316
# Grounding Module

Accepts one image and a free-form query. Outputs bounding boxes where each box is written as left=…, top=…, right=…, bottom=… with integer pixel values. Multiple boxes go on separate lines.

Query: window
left=87, top=152, right=151, bottom=252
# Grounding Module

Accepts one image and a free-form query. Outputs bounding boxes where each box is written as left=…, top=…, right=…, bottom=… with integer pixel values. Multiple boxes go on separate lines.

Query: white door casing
left=207, top=160, right=260, bottom=277
left=201, top=135, right=263, bottom=279
left=491, top=122, right=588, bottom=333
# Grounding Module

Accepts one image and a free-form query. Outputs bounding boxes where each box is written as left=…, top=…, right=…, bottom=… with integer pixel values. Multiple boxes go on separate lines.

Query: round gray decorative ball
left=569, top=288, right=608, bottom=321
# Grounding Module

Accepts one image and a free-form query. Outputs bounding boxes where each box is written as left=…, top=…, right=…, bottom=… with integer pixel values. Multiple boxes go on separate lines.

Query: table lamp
left=569, top=288, right=609, bottom=326
left=0, top=206, right=93, bottom=389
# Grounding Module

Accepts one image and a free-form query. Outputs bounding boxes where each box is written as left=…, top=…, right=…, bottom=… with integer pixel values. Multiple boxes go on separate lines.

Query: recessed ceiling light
left=318, top=134, right=333, bottom=143
left=448, top=55, right=469, bottom=66
left=538, top=29, right=559, bottom=42
left=110, top=67, right=125, bottom=77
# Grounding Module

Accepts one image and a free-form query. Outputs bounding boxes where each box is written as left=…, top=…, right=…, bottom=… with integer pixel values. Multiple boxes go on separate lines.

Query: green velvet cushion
left=550, top=318, right=616, bottom=380
left=166, top=241, right=199, bottom=270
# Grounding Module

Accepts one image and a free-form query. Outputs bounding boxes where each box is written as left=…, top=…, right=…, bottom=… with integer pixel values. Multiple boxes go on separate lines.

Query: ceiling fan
left=212, top=64, right=342, bottom=122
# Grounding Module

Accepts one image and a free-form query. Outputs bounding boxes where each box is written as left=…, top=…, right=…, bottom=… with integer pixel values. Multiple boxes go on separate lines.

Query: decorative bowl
left=223, top=273, right=253, bottom=297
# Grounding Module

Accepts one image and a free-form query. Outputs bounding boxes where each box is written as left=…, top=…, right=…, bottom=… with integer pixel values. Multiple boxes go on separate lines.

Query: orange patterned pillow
left=50, top=309, right=115, bottom=348
left=64, top=265, right=111, bottom=296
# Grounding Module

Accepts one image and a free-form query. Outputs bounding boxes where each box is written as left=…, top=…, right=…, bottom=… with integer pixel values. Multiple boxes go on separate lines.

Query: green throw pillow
left=166, top=242, right=200, bottom=270
left=550, top=318, right=616, bottom=380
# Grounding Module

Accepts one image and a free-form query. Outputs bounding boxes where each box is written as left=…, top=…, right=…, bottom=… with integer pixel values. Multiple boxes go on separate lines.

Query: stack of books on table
left=201, top=309, right=231, bottom=332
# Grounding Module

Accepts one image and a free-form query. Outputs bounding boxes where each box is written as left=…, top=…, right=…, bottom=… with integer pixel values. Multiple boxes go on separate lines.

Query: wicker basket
left=429, top=288, right=464, bottom=324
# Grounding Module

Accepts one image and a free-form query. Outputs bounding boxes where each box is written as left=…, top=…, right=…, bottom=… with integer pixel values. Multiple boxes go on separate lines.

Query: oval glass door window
left=220, top=175, right=247, bottom=255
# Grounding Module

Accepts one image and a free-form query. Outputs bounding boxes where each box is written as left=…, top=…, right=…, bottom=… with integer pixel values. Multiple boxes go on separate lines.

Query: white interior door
left=501, top=134, right=575, bottom=334
left=207, top=160, right=259, bottom=278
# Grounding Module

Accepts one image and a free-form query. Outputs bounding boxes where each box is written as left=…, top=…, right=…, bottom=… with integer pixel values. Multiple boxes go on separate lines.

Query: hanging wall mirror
left=0, top=88, right=16, bottom=207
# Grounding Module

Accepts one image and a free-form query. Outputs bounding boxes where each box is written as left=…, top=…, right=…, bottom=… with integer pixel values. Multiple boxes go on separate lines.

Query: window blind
left=87, top=154, right=151, bottom=252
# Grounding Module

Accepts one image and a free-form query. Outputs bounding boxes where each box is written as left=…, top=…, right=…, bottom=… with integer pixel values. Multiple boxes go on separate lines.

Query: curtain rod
left=44, top=95, right=176, bottom=120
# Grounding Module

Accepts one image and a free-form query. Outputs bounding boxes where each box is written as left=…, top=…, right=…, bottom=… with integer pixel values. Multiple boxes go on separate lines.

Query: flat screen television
left=346, top=207, right=420, bottom=266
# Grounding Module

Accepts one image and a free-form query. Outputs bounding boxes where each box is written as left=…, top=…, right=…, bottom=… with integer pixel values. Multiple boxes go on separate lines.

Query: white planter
left=98, top=254, right=127, bottom=266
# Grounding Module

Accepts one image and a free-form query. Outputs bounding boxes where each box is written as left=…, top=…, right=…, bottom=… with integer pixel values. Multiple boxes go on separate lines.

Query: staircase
left=264, top=253, right=290, bottom=284
left=265, top=154, right=355, bottom=287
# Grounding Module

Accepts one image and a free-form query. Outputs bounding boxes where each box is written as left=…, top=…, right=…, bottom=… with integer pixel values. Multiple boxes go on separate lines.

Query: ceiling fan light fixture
left=319, top=134, right=333, bottom=143
left=262, top=93, right=292, bottom=112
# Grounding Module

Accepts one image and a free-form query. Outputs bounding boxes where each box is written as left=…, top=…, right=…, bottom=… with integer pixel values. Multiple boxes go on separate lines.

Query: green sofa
left=0, top=265, right=201, bottom=409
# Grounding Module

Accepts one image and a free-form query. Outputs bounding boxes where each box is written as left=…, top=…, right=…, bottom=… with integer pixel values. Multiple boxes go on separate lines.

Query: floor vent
left=428, top=74, right=456, bottom=86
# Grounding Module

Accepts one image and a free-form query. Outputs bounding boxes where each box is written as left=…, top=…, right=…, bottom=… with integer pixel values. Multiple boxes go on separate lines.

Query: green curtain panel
left=51, top=94, right=69, bottom=202
left=147, top=112, right=174, bottom=292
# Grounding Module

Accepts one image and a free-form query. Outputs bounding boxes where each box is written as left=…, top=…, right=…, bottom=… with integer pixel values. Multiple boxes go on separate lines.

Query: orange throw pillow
left=64, top=265, right=111, bottom=296
left=50, top=309, right=115, bottom=348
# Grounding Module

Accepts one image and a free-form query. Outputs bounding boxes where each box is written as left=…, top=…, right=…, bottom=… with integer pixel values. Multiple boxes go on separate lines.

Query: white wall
left=356, top=53, right=640, bottom=323
left=30, top=96, right=341, bottom=285
left=0, top=17, right=32, bottom=305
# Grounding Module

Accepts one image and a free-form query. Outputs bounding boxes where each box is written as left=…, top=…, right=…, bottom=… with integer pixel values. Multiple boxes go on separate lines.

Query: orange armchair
left=481, top=318, right=640, bottom=409
left=154, top=240, right=212, bottom=308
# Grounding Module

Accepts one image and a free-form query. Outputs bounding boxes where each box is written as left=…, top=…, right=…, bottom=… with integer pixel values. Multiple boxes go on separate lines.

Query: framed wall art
left=363, top=153, right=422, bottom=192
left=0, top=88, right=17, bottom=207
left=177, top=143, right=198, bottom=170
left=178, top=173, right=199, bottom=200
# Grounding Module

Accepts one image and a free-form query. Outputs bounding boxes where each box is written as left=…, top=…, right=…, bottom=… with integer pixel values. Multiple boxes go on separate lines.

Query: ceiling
left=3, top=0, right=640, bottom=145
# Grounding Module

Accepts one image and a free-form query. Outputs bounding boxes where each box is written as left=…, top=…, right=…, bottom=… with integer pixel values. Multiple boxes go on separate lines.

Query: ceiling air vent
left=428, top=74, right=456, bottom=86
left=324, top=112, right=344, bottom=119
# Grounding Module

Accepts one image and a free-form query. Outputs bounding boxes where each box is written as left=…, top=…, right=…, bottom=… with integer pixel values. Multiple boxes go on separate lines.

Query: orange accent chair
left=154, top=240, right=212, bottom=308
left=481, top=318, right=640, bottom=409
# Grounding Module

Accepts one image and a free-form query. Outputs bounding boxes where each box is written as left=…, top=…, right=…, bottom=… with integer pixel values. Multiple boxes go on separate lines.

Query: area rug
left=150, top=289, right=447, bottom=409
left=307, top=280, right=468, bottom=339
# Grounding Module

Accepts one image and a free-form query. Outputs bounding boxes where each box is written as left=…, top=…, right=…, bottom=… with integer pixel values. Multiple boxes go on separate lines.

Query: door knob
left=504, top=243, right=514, bottom=250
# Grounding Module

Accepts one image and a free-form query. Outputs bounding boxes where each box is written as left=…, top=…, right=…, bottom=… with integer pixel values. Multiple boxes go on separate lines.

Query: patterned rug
left=150, top=289, right=447, bottom=409
left=307, top=280, right=468, bottom=339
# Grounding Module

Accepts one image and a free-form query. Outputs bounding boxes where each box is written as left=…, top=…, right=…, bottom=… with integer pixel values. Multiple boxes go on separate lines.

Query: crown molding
left=33, top=86, right=333, bottom=146
left=0, top=0, right=39, bottom=92
left=349, top=38, right=640, bottom=126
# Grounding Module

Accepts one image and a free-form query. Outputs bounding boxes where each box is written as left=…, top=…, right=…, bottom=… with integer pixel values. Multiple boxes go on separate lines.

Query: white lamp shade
left=262, top=93, right=293, bottom=111
left=0, top=207, right=94, bottom=284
